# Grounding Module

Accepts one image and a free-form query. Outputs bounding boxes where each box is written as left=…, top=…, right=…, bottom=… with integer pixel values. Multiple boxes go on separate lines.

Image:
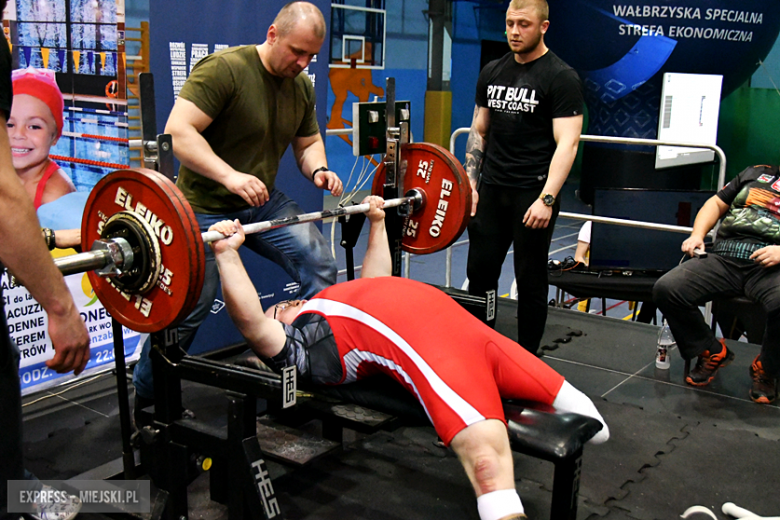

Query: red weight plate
left=150, top=169, right=206, bottom=330
left=82, top=168, right=205, bottom=333
left=372, top=142, right=471, bottom=254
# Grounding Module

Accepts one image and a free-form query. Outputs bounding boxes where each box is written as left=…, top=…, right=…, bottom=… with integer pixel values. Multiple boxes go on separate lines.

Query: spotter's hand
left=313, top=169, right=344, bottom=197
left=208, top=219, right=245, bottom=253
left=361, top=195, right=386, bottom=223
left=225, top=171, right=269, bottom=207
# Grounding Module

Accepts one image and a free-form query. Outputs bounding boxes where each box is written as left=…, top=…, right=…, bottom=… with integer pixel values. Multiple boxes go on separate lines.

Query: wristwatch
left=311, top=166, right=329, bottom=178
left=539, top=193, right=555, bottom=207
left=41, top=228, right=56, bottom=250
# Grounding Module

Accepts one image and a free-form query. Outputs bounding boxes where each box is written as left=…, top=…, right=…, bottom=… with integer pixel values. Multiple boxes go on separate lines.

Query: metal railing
left=443, top=128, right=727, bottom=288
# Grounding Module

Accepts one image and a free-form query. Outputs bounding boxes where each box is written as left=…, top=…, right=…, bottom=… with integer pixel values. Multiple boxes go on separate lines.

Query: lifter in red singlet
left=210, top=197, right=609, bottom=520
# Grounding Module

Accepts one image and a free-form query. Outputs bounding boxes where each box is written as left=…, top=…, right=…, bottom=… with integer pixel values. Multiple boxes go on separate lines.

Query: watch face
left=543, top=194, right=555, bottom=206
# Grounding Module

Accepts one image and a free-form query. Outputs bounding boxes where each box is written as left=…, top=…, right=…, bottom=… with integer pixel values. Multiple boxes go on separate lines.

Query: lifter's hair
left=507, top=0, right=549, bottom=21
left=273, top=1, right=326, bottom=40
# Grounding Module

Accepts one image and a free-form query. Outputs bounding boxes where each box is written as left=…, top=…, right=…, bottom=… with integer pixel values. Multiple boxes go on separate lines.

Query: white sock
left=552, top=380, right=610, bottom=444
left=477, top=489, right=524, bottom=520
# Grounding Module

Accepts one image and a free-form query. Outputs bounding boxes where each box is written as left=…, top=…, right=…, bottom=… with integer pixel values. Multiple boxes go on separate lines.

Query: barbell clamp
left=92, top=237, right=135, bottom=277
left=398, top=189, right=425, bottom=217
left=54, top=236, right=134, bottom=278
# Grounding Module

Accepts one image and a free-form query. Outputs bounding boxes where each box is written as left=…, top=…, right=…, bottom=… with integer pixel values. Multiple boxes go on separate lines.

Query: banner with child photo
left=1, top=0, right=140, bottom=395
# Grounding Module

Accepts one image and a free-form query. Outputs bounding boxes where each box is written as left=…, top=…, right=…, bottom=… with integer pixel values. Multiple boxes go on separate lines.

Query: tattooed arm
left=465, top=105, right=490, bottom=217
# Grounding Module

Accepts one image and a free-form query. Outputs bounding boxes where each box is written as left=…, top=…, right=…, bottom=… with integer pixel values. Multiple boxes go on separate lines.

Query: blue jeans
left=133, top=189, right=337, bottom=399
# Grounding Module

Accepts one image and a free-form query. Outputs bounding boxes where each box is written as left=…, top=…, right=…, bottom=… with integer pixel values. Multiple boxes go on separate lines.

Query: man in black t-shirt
left=464, top=0, right=583, bottom=354
left=654, top=164, right=780, bottom=403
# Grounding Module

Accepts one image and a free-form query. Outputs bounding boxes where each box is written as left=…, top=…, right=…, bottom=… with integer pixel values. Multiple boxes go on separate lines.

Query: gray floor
left=21, top=181, right=779, bottom=520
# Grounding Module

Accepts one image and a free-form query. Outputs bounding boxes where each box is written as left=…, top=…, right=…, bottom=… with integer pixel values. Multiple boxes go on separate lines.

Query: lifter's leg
left=552, top=381, right=610, bottom=444
left=486, top=336, right=610, bottom=444
left=450, top=419, right=526, bottom=520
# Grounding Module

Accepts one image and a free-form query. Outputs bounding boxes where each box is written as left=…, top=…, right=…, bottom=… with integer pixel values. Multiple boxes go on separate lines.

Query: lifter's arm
left=360, top=196, right=392, bottom=278
left=165, top=98, right=271, bottom=207
left=210, top=220, right=286, bottom=358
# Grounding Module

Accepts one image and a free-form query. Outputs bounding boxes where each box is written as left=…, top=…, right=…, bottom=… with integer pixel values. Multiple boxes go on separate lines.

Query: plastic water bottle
left=656, top=320, right=674, bottom=369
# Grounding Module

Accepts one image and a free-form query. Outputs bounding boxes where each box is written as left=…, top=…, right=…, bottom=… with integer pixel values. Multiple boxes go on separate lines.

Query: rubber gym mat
left=505, top=399, right=691, bottom=511
left=24, top=413, right=123, bottom=480
left=610, top=420, right=780, bottom=520
left=495, top=298, right=664, bottom=376
left=271, top=426, right=478, bottom=519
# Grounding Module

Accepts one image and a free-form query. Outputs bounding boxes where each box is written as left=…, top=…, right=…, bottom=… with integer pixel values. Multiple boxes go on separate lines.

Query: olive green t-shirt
left=176, top=45, right=320, bottom=213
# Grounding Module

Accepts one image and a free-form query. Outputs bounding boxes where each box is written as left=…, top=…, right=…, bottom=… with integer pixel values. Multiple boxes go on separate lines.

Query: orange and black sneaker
left=749, top=356, right=777, bottom=404
left=685, top=339, right=735, bottom=386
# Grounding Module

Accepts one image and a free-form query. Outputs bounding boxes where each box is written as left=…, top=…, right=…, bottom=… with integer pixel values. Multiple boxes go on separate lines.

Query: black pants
left=467, top=184, right=558, bottom=354
left=0, top=298, right=23, bottom=517
left=653, top=254, right=780, bottom=376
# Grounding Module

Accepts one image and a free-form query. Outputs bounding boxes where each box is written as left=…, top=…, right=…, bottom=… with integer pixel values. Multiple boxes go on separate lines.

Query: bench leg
left=549, top=450, right=583, bottom=520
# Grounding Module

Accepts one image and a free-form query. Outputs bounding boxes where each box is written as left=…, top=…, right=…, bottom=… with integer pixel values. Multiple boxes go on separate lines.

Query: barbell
left=54, top=142, right=471, bottom=333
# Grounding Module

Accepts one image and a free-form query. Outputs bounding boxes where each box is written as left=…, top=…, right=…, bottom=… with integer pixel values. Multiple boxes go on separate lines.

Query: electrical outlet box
left=352, top=100, right=411, bottom=156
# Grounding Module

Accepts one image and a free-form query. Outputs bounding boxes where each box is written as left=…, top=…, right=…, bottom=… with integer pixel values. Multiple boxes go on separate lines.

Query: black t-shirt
left=0, top=35, right=10, bottom=274
left=261, top=313, right=342, bottom=386
left=0, top=35, right=10, bottom=119
left=475, top=50, right=583, bottom=188
left=714, top=164, right=780, bottom=255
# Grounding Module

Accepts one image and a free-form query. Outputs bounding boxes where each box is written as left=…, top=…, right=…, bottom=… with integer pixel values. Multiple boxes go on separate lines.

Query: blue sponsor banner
left=18, top=335, right=141, bottom=392
left=545, top=0, right=780, bottom=139
left=3, top=268, right=143, bottom=395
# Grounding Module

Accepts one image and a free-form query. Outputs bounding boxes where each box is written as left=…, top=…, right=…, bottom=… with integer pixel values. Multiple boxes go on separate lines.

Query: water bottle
left=656, top=320, right=674, bottom=369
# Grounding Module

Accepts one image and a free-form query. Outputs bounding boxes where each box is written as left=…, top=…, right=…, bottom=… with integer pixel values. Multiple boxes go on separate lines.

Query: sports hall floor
left=20, top=183, right=780, bottom=520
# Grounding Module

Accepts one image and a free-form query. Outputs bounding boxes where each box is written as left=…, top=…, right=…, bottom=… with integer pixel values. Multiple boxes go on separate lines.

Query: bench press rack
left=92, top=74, right=603, bottom=520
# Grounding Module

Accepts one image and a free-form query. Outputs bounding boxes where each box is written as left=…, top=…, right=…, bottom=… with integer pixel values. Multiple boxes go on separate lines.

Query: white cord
left=23, top=373, right=107, bottom=407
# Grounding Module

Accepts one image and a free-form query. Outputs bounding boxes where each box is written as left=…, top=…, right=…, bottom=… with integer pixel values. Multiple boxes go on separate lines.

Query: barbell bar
left=52, top=142, right=471, bottom=333
left=55, top=192, right=423, bottom=278
left=200, top=191, right=424, bottom=243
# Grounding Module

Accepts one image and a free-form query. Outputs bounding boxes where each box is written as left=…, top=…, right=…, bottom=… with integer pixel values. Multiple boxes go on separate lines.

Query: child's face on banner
left=7, top=94, right=58, bottom=172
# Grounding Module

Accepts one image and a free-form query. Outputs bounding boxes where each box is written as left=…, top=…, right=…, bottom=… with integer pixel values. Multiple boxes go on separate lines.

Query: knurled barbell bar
left=53, top=142, right=471, bottom=333
left=56, top=193, right=424, bottom=276
left=200, top=190, right=424, bottom=243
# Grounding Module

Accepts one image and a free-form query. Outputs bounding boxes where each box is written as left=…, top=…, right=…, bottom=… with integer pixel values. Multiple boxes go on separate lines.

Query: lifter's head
left=263, top=2, right=326, bottom=78
left=265, top=299, right=307, bottom=325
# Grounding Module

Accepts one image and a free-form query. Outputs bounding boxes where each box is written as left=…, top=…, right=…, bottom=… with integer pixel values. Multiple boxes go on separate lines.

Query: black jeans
left=653, top=254, right=780, bottom=376
left=0, top=300, right=24, bottom=517
left=466, top=183, right=558, bottom=354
